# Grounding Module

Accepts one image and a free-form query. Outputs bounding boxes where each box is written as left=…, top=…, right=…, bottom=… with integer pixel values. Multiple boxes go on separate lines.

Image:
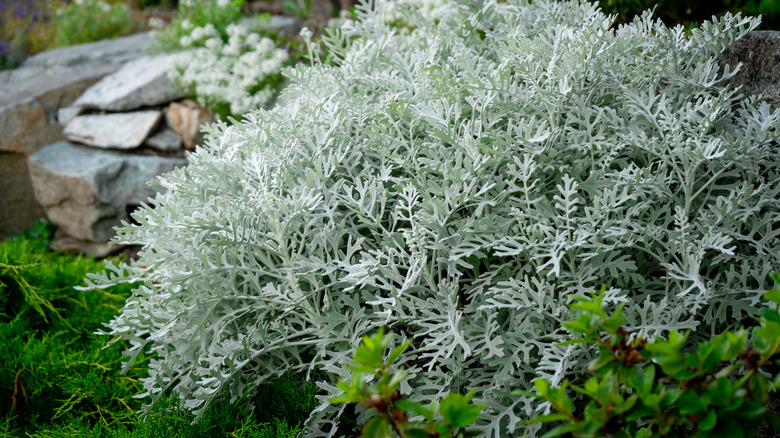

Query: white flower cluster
left=169, top=23, right=288, bottom=118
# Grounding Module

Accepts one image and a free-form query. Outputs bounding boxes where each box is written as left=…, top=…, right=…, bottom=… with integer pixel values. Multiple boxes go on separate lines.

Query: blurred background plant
left=53, top=0, right=141, bottom=48
left=148, top=0, right=245, bottom=53
left=0, top=0, right=149, bottom=70
left=168, top=21, right=288, bottom=119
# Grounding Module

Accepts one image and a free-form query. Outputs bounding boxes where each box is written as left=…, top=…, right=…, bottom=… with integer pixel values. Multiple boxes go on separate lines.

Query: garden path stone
left=719, top=30, right=780, bottom=109
left=73, top=55, right=186, bottom=111
left=28, top=141, right=187, bottom=242
left=64, top=111, right=163, bottom=150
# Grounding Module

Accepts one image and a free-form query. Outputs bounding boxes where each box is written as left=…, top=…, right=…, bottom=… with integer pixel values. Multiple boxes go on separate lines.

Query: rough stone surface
left=0, top=98, right=63, bottom=155
left=0, top=63, right=117, bottom=110
left=0, top=152, right=47, bottom=240
left=0, top=63, right=118, bottom=155
left=719, top=30, right=780, bottom=109
left=21, top=32, right=151, bottom=70
left=28, top=141, right=187, bottom=242
left=74, top=55, right=186, bottom=111
left=165, top=101, right=213, bottom=149
left=57, top=107, right=85, bottom=126
left=145, top=128, right=183, bottom=152
left=64, top=111, right=162, bottom=150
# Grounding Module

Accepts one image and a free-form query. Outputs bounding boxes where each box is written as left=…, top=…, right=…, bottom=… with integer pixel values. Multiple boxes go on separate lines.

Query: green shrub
left=331, top=328, right=485, bottom=438
left=0, top=223, right=316, bottom=437
left=0, top=221, right=141, bottom=435
left=86, top=0, right=780, bottom=436
left=522, top=278, right=780, bottom=437
left=150, top=0, right=245, bottom=53
left=53, top=0, right=140, bottom=48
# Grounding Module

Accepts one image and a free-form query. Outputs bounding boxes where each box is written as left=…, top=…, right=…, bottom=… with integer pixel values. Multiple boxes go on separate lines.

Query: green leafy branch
left=330, top=328, right=484, bottom=438
left=520, top=277, right=780, bottom=438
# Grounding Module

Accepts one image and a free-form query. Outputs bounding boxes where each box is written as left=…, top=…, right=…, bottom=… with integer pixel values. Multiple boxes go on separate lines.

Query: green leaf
left=396, top=399, right=434, bottom=421
left=534, top=378, right=550, bottom=398
left=452, top=405, right=484, bottom=428
left=439, top=393, right=483, bottom=428
left=641, top=392, right=664, bottom=410
left=541, top=423, right=580, bottom=438
left=748, top=374, right=770, bottom=403
left=601, top=315, right=625, bottom=333
left=563, top=320, right=591, bottom=334
left=386, top=339, right=412, bottom=366
left=362, top=416, right=394, bottom=438
left=677, top=392, right=706, bottom=414
left=739, top=400, right=767, bottom=418
left=763, top=288, right=780, bottom=305
left=401, top=427, right=432, bottom=438
left=698, top=410, right=717, bottom=431
left=708, top=377, right=734, bottom=406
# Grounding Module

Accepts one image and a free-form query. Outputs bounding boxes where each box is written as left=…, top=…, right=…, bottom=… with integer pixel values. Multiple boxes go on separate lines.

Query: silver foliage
left=84, top=1, right=780, bottom=436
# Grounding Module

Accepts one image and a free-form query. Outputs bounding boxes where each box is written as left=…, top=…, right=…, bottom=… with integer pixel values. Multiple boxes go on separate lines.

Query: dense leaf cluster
left=87, top=0, right=780, bottom=436
left=330, top=328, right=484, bottom=438
left=525, top=280, right=780, bottom=437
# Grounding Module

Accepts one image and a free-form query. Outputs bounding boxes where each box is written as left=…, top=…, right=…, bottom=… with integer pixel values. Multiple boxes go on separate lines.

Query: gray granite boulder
left=28, top=141, right=187, bottom=242
left=74, top=55, right=186, bottom=111
left=64, top=111, right=162, bottom=149
left=719, top=31, right=780, bottom=109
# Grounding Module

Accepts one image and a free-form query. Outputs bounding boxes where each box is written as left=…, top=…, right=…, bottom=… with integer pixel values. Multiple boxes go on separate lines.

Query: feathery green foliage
left=0, top=224, right=316, bottom=437
left=86, top=0, right=780, bottom=436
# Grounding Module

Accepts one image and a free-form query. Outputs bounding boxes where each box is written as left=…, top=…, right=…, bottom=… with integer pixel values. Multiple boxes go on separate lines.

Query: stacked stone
left=0, top=32, right=217, bottom=256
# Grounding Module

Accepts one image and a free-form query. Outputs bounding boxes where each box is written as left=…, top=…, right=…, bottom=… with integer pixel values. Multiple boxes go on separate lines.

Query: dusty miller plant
left=85, top=0, right=780, bottom=436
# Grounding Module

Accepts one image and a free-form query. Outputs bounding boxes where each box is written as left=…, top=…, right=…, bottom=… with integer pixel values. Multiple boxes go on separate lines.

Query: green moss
left=0, top=222, right=316, bottom=437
